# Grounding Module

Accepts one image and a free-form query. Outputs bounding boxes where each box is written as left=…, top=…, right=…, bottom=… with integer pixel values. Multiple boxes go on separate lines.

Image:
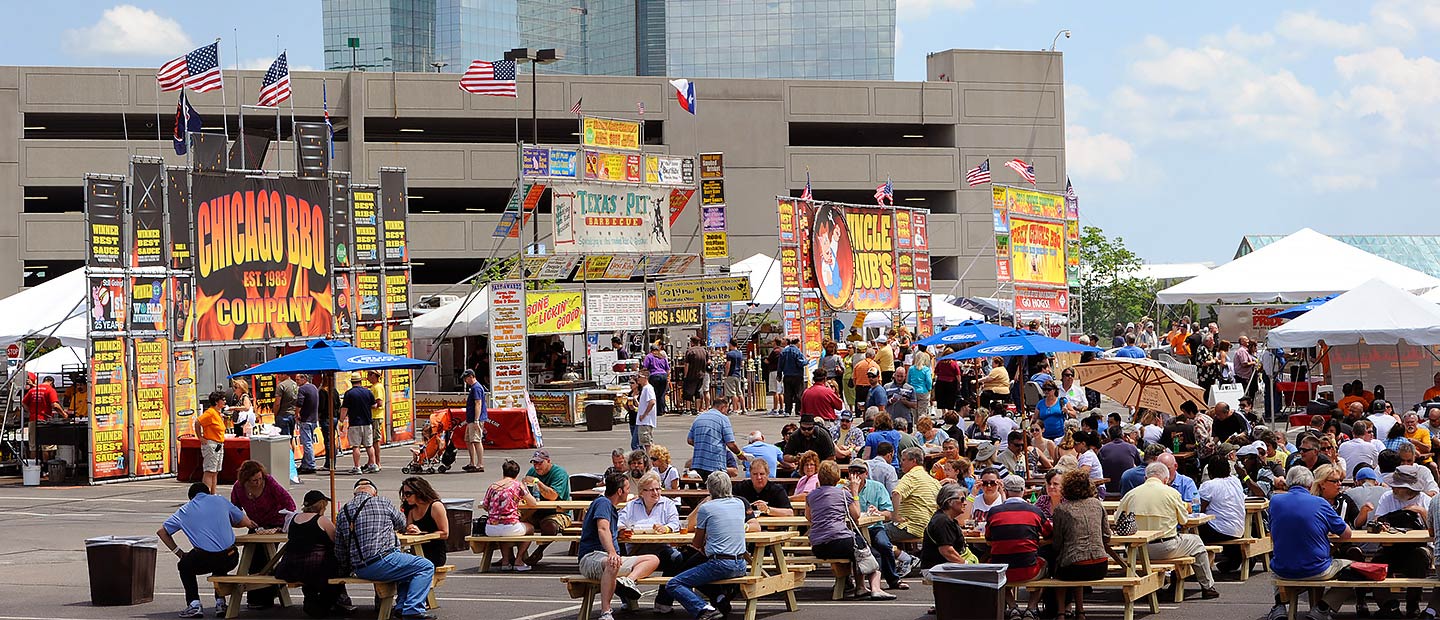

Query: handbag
left=1113, top=510, right=1138, bottom=536
left=847, top=514, right=880, bottom=576
left=1344, top=561, right=1389, bottom=581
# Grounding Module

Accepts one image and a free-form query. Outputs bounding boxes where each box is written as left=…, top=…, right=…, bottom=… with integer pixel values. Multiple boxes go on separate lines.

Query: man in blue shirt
left=462, top=369, right=487, bottom=473
left=1264, top=466, right=1353, bottom=620
left=741, top=430, right=782, bottom=477
left=778, top=338, right=806, bottom=416
left=1114, top=334, right=1147, bottom=359
left=1160, top=451, right=1199, bottom=503
left=724, top=341, right=746, bottom=411
left=1119, top=444, right=1167, bottom=496
left=666, top=472, right=750, bottom=620
left=295, top=374, right=322, bottom=474
left=687, top=398, right=749, bottom=478
left=157, top=482, right=258, bottom=618
left=578, top=473, right=661, bottom=620
left=341, top=375, right=379, bottom=475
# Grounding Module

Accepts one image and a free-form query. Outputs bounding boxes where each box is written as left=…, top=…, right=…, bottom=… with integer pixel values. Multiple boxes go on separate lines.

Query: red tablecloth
left=478, top=408, right=536, bottom=450
left=176, top=436, right=251, bottom=484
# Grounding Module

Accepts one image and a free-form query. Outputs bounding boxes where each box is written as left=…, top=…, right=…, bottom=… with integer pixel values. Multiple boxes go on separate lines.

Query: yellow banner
left=1009, top=217, right=1067, bottom=286
left=582, top=118, right=641, bottom=151
left=525, top=291, right=586, bottom=335
left=703, top=232, right=729, bottom=259
left=655, top=277, right=753, bottom=307
left=997, top=186, right=1065, bottom=220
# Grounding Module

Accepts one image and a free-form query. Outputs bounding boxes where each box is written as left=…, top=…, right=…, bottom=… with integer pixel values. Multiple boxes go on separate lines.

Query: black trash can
left=585, top=400, right=615, bottom=432
left=926, top=563, right=1006, bottom=620
left=85, top=536, right=159, bottom=606
left=442, top=499, right=474, bottom=553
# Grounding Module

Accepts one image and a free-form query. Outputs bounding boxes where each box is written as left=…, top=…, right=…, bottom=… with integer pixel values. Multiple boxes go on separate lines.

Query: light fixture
left=23, top=196, right=47, bottom=200
left=22, top=126, right=45, bottom=131
left=464, top=208, right=485, bottom=212
left=419, top=210, right=439, bottom=213
left=409, top=195, right=423, bottom=199
left=904, top=197, right=925, bottom=201
left=902, top=134, right=924, bottom=139
left=399, top=128, right=424, bottom=133
left=202, top=126, right=222, bottom=131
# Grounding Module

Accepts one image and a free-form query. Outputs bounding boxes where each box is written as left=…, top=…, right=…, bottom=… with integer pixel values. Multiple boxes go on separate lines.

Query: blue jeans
left=870, top=526, right=899, bottom=582
left=299, top=422, right=318, bottom=469
left=665, top=558, right=747, bottom=617
left=631, top=544, right=686, bottom=606
left=630, top=422, right=641, bottom=451
left=275, top=417, right=295, bottom=437
left=354, top=550, right=435, bottom=616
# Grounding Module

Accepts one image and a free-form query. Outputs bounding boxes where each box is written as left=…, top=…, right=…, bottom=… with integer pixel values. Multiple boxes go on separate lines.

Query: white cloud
left=1200, top=27, right=1276, bottom=52
left=1310, top=174, right=1376, bottom=192
left=897, top=0, right=974, bottom=20
left=1275, top=11, right=1373, bottom=48
left=63, top=5, right=192, bottom=57
left=1066, top=126, right=1134, bottom=183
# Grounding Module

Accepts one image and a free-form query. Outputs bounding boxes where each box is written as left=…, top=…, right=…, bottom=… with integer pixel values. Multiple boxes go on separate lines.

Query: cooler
left=248, top=435, right=294, bottom=480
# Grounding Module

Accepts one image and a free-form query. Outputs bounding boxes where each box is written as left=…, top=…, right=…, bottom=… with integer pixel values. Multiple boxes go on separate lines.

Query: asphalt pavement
left=0, top=409, right=1293, bottom=620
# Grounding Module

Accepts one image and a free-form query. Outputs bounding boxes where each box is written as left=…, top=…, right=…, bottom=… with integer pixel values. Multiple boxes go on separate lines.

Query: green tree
left=1076, top=225, right=1157, bottom=337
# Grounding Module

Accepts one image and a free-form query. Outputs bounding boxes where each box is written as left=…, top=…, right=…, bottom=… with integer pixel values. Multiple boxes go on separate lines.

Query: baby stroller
left=403, top=407, right=460, bottom=474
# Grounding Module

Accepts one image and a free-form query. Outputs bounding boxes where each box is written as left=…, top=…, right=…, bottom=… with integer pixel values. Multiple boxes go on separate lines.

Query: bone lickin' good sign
left=191, top=175, right=333, bottom=341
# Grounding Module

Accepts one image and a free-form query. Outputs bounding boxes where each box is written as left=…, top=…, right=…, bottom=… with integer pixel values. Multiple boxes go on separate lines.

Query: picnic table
left=961, top=528, right=1168, bottom=620
left=573, top=488, right=713, bottom=507
left=231, top=531, right=446, bottom=612
left=678, top=476, right=802, bottom=490
left=1337, top=529, right=1431, bottom=544
left=755, top=514, right=883, bottom=530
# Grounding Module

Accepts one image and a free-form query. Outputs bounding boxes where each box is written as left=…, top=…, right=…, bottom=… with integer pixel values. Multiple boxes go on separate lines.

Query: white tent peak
left=411, top=287, right=489, bottom=340
left=1156, top=228, right=1440, bottom=304
left=1266, top=278, right=1440, bottom=347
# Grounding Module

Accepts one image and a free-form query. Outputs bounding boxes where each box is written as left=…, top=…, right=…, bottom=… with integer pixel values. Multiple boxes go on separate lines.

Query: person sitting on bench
left=1264, top=466, right=1354, bottom=620
left=1117, top=462, right=1219, bottom=600
left=335, top=478, right=436, bottom=620
left=666, top=471, right=752, bottom=620
left=157, top=482, right=258, bottom=618
left=578, top=472, right=661, bottom=620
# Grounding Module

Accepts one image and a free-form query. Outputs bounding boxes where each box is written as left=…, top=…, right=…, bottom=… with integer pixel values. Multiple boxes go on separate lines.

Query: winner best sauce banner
left=191, top=175, right=333, bottom=341
left=90, top=337, right=129, bottom=480
left=133, top=338, right=171, bottom=476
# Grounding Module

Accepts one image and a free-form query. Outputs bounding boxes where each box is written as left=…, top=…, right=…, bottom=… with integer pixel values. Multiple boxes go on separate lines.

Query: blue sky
left=6, top=2, right=1439, bottom=265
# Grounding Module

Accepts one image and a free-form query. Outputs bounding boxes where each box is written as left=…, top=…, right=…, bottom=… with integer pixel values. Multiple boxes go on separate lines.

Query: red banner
left=1016, top=288, right=1070, bottom=314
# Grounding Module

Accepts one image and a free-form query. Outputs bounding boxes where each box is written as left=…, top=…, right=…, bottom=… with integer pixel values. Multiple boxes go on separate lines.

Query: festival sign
left=549, top=149, right=578, bottom=178
left=780, top=247, right=800, bottom=288
left=898, top=253, right=914, bottom=289
left=895, top=210, right=912, bottom=251
left=704, top=232, right=729, bottom=259
left=783, top=292, right=802, bottom=340
left=387, top=326, right=414, bottom=442
left=522, top=146, right=550, bottom=177
left=801, top=292, right=823, bottom=359
left=643, top=156, right=689, bottom=185
left=380, top=169, right=409, bottom=264
left=488, top=281, right=527, bottom=408
left=385, top=270, right=411, bottom=320
left=656, top=277, right=753, bottom=307
left=355, top=323, right=383, bottom=352
left=90, top=337, right=128, bottom=480
left=700, top=153, right=724, bottom=179
left=525, top=291, right=585, bottom=335
left=995, top=234, right=1012, bottom=281
left=89, top=275, right=126, bottom=333
left=809, top=204, right=899, bottom=311
left=1008, top=217, right=1066, bottom=287
left=168, top=167, right=193, bottom=270
left=133, top=337, right=171, bottom=477
left=778, top=199, right=797, bottom=243
left=646, top=290, right=701, bottom=327
left=701, top=179, right=725, bottom=206
left=915, top=254, right=932, bottom=291
left=706, top=302, right=733, bottom=348
left=916, top=294, right=934, bottom=338
left=85, top=176, right=125, bottom=268
left=172, top=348, right=198, bottom=422
left=551, top=183, right=673, bottom=254
left=657, top=255, right=698, bottom=275
left=190, top=174, right=332, bottom=341
left=586, top=290, right=646, bottom=331
left=172, top=275, right=195, bottom=342
left=129, top=160, right=166, bottom=268
left=127, top=276, right=168, bottom=333
left=356, top=272, right=382, bottom=322
left=583, top=151, right=634, bottom=183
left=996, top=185, right=1065, bottom=220
left=668, top=189, right=694, bottom=225
left=582, top=117, right=641, bottom=151
left=330, top=175, right=353, bottom=269
left=582, top=255, right=613, bottom=280
left=913, top=212, right=929, bottom=252
left=601, top=255, right=641, bottom=280
left=1016, top=288, right=1070, bottom=314
left=352, top=186, right=380, bottom=266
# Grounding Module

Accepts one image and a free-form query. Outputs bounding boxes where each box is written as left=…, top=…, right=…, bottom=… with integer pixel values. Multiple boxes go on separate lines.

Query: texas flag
left=669, top=78, right=696, bottom=115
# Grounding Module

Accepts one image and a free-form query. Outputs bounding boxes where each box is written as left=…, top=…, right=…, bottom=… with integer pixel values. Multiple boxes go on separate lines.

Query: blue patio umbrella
left=228, top=338, right=436, bottom=378
left=1271, top=294, right=1337, bottom=320
left=940, top=329, right=1101, bottom=361
left=916, top=319, right=1011, bottom=347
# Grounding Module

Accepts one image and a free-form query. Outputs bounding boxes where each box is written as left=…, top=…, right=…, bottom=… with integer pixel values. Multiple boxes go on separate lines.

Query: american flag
left=1005, top=158, right=1036, bottom=185
left=570, top=97, right=582, bottom=115
left=637, top=101, right=645, bottom=116
left=800, top=171, right=813, bottom=201
left=965, top=159, right=991, bottom=187
left=157, top=42, right=223, bottom=92
left=459, top=60, right=517, bottom=97
left=257, top=52, right=291, bottom=107
left=874, top=177, right=893, bottom=205
left=1065, top=177, right=1077, bottom=201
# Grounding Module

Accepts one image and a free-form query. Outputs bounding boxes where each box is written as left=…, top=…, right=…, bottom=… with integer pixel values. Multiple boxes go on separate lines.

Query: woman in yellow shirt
left=977, top=356, right=1011, bottom=412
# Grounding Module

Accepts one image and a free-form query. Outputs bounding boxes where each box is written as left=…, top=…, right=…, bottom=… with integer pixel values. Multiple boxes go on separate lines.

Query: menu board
left=90, top=337, right=129, bottom=480
left=488, top=281, right=527, bottom=409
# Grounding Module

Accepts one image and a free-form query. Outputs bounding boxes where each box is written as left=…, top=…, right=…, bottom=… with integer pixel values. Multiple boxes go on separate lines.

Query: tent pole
left=329, top=371, right=337, bottom=521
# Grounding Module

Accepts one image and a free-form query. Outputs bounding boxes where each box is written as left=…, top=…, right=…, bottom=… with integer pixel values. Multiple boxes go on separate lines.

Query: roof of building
left=1238, top=235, right=1440, bottom=278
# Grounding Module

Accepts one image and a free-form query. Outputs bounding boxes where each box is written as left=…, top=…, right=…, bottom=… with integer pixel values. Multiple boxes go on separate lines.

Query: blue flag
left=173, top=91, right=202, bottom=155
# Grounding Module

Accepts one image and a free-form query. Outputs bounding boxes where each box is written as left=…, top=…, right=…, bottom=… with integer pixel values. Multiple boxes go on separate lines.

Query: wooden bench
left=208, top=565, right=454, bottom=619
left=1274, top=578, right=1436, bottom=620
left=929, top=572, right=1164, bottom=620
left=1135, top=556, right=1195, bottom=603
left=561, top=566, right=812, bottom=620
left=1213, top=536, right=1271, bottom=579
left=466, top=534, right=581, bottom=571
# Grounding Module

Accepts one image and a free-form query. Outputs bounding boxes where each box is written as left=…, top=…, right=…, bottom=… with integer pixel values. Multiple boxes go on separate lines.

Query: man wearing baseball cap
left=522, top=449, right=572, bottom=565
left=335, top=478, right=436, bottom=620
left=462, top=369, right=486, bottom=473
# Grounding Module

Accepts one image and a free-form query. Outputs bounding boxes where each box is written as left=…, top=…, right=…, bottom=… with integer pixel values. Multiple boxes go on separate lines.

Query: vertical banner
left=357, top=272, right=382, bottom=322
left=167, top=167, right=193, bottom=270
left=488, top=281, right=527, bottom=408
left=172, top=348, right=198, bottom=423
left=132, top=338, right=171, bottom=477
left=385, top=269, right=411, bottom=320
left=379, top=169, right=409, bottom=264
left=129, top=160, right=166, bottom=268
left=352, top=185, right=380, bottom=267
left=916, top=294, right=935, bottom=338
left=355, top=324, right=383, bottom=352
left=127, top=276, right=169, bottom=333
left=90, top=337, right=129, bottom=480
left=171, top=275, right=195, bottom=343
left=251, top=374, right=277, bottom=424
left=993, top=187, right=1012, bottom=282
left=89, top=275, right=127, bottom=333
left=801, top=292, right=823, bottom=360
left=333, top=271, right=356, bottom=334
left=332, top=175, right=353, bottom=269
left=387, top=325, right=414, bottom=442
left=782, top=292, right=802, bottom=341
left=86, top=176, right=125, bottom=268
left=705, top=302, right=732, bottom=347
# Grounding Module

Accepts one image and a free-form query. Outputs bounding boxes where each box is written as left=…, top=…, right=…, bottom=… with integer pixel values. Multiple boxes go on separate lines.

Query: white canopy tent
left=24, top=345, right=86, bottom=376
left=0, top=268, right=88, bottom=347
left=1267, top=279, right=1440, bottom=348
left=1156, top=228, right=1440, bottom=304
left=411, top=287, right=489, bottom=340
left=729, top=252, right=783, bottom=308
left=859, top=295, right=984, bottom=328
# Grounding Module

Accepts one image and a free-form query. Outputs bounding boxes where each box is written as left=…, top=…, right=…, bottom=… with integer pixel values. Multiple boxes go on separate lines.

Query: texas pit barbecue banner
left=189, top=174, right=333, bottom=341
left=551, top=182, right=674, bottom=254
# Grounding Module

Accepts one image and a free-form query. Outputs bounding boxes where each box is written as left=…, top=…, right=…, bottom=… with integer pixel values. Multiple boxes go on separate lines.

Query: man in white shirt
left=1367, top=406, right=1398, bottom=446
left=635, top=374, right=658, bottom=451
left=1059, top=368, right=1088, bottom=411
left=987, top=411, right=1019, bottom=441
left=1338, top=419, right=1385, bottom=478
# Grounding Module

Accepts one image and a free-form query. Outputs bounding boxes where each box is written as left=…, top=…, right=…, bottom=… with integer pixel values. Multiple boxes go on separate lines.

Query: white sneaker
left=514, top=563, right=532, bottom=572
left=597, top=611, right=615, bottom=620
left=615, top=576, right=642, bottom=601
left=654, top=602, right=674, bottom=614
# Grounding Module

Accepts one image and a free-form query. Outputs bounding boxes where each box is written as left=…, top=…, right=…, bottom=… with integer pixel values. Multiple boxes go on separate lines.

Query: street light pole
left=506, top=48, right=563, bottom=255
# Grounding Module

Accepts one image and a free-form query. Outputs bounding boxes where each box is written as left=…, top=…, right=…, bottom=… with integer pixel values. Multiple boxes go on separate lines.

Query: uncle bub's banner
left=808, top=203, right=900, bottom=311
left=190, top=176, right=333, bottom=341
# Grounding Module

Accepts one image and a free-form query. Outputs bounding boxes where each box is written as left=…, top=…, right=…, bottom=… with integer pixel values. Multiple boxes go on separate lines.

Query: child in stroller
left=403, top=407, right=461, bottom=474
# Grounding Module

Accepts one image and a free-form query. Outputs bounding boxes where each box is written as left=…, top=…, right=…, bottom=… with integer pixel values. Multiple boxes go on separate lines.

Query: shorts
left=768, top=371, right=780, bottom=395
left=348, top=424, right=375, bottom=447
left=638, top=425, right=655, bottom=446
left=1006, top=559, right=1045, bottom=583
left=701, top=373, right=711, bottom=394
left=579, top=550, right=641, bottom=579
left=201, top=440, right=224, bottom=472
left=724, top=376, right=744, bottom=397
left=465, top=421, right=484, bottom=444
left=683, top=378, right=704, bottom=400
left=485, top=521, right=529, bottom=536
left=530, top=511, right=574, bottom=532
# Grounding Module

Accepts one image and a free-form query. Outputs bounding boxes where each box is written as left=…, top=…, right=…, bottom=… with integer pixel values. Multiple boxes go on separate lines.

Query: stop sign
left=5, top=344, right=18, bottom=360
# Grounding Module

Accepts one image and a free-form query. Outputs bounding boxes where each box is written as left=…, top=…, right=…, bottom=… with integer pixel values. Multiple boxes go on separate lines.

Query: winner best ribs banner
left=90, top=337, right=129, bottom=480
left=190, top=175, right=333, bottom=341
left=387, top=325, right=414, bottom=442
left=551, top=183, right=674, bottom=253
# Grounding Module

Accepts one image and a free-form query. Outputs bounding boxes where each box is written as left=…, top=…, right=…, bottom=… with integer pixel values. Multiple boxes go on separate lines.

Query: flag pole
left=153, top=74, right=164, bottom=157
left=217, top=38, right=229, bottom=156
left=286, top=50, right=297, bottom=173
left=234, top=30, right=245, bottom=171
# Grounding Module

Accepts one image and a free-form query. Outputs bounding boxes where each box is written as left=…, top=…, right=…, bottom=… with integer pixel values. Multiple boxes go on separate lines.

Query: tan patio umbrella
left=1073, top=357, right=1207, bottom=416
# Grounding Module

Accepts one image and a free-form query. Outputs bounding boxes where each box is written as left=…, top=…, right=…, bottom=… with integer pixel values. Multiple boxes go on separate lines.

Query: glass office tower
left=323, top=0, right=439, bottom=72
